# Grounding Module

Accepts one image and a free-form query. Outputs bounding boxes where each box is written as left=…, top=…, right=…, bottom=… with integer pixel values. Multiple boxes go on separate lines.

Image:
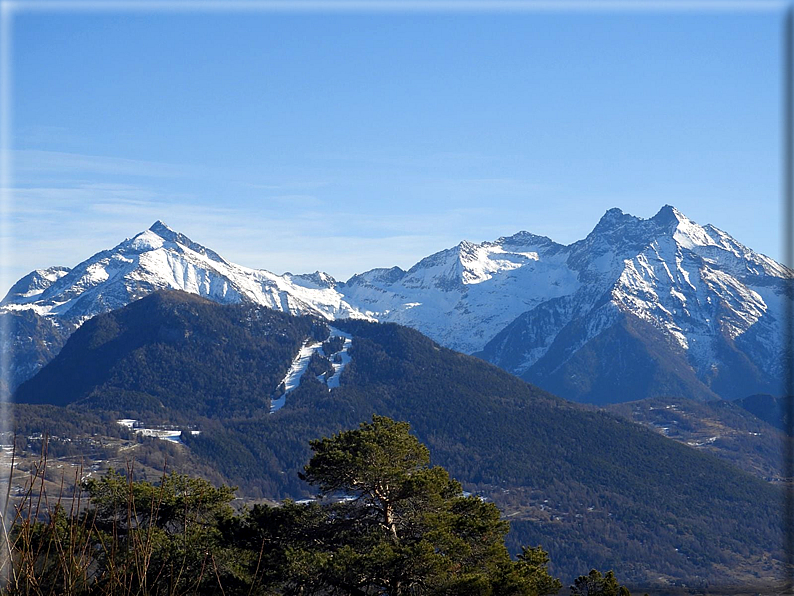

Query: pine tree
left=570, top=569, right=631, bottom=596
left=278, top=415, right=562, bottom=595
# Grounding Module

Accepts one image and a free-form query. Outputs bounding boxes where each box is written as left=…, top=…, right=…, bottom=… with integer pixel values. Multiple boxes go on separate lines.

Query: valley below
left=2, top=206, right=792, bottom=594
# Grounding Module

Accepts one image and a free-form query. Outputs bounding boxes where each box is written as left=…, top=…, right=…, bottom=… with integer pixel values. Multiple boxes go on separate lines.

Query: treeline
left=0, top=417, right=633, bottom=596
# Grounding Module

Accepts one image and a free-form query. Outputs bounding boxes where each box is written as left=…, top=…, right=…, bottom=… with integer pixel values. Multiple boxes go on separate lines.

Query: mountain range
left=11, top=291, right=785, bottom=588
left=3, top=205, right=790, bottom=404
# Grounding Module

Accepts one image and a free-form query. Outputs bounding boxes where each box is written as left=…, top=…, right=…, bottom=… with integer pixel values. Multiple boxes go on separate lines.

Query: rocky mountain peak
left=590, top=207, right=639, bottom=233
left=651, top=204, right=684, bottom=228
left=4, top=206, right=790, bottom=404
left=141, top=221, right=227, bottom=264
left=149, top=220, right=175, bottom=235
left=291, top=271, right=338, bottom=290
left=492, top=230, right=558, bottom=249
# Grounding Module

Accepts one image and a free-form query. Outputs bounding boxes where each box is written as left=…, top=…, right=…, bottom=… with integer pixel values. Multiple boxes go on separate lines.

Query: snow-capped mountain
left=341, top=231, right=576, bottom=354
left=0, top=221, right=369, bottom=393
left=3, top=206, right=790, bottom=403
left=1, top=221, right=365, bottom=323
left=477, top=206, right=790, bottom=402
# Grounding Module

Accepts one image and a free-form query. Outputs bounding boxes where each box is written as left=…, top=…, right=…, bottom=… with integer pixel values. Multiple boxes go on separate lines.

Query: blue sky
left=3, top=4, right=785, bottom=292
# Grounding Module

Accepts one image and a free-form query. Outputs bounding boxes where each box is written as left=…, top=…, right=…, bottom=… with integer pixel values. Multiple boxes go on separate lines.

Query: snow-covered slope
left=4, top=207, right=790, bottom=403
left=1, top=266, right=71, bottom=304
left=2, top=221, right=368, bottom=324
left=478, top=206, right=791, bottom=402
left=270, top=326, right=353, bottom=412
left=340, top=232, right=576, bottom=353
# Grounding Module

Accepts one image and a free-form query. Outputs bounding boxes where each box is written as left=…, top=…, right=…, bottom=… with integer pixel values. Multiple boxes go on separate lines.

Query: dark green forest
left=10, top=291, right=787, bottom=588
left=1, top=417, right=641, bottom=596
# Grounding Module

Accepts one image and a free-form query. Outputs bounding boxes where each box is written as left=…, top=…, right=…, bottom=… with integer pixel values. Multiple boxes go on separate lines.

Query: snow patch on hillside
left=325, top=327, right=353, bottom=390
left=271, top=340, right=324, bottom=413
left=117, top=419, right=200, bottom=444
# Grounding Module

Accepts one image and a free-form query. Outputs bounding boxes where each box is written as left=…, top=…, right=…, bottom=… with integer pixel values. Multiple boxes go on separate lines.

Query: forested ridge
left=15, top=291, right=325, bottom=420
left=11, top=291, right=786, bottom=587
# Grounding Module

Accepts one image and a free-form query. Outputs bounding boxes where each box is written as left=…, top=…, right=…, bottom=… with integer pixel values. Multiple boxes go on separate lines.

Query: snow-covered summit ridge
left=1, top=220, right=368, bottom=324
left=3, top=208, right=790, bottom=399
left=147, top=220, right=229, bottom=264
left=2, top=266, right=71, bottom=304
left=475, top=205, right=791, bottom=401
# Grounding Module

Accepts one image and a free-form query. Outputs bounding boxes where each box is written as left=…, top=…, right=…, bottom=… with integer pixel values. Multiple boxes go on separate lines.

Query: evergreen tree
left=83, top=470, right=246, bottom=595
left=570, top=569, right=631, bottom=596
left=256, top=415, right=563, bottom=595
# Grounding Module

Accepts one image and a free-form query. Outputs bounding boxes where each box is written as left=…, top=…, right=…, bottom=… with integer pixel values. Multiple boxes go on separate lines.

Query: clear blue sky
left=4, top=5, right=785, bottom=292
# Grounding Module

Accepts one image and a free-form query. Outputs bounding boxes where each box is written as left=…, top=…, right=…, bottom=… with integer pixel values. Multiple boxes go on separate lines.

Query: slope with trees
left=3, top=417, right=575, bottom=596
left=12, top=291, right=786, bottom=588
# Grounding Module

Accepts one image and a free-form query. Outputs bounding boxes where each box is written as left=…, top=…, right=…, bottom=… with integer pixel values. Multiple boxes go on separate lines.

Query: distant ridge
left=3, top=206, right=790, bottom=404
